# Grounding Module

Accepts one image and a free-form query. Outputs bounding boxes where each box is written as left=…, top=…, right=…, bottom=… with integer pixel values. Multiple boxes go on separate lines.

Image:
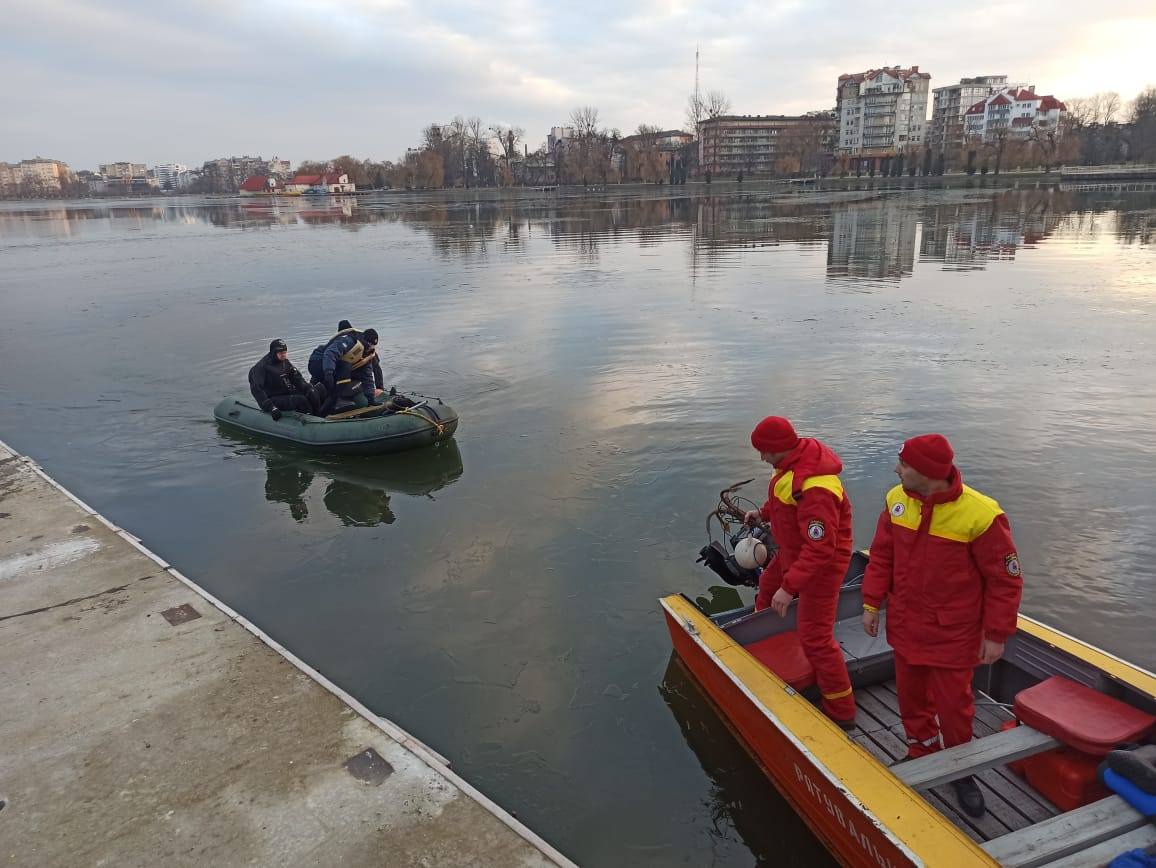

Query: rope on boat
left=394, top=405, right=446, bottom=436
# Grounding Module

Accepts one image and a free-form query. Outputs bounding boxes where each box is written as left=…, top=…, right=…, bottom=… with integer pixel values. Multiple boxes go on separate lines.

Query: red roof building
left=239, top=175, right=279, bottom=194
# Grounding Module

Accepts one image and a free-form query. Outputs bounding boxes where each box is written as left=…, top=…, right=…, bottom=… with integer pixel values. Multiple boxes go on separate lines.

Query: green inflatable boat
left=213, top=391, right=459, bottom=455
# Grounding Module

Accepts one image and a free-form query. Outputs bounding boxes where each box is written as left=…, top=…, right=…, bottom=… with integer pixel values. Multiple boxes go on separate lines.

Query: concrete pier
left=0, top=441, right=574, bottom=867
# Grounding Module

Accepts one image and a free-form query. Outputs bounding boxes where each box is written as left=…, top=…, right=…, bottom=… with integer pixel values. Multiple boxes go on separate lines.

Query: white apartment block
left=153, top=163, right=189, bottom=191
left=929, top=76, right=1022, bottom=150
left=837, top=66, right=931, bottom=156
left=963, top=87, right=1067, bottom=143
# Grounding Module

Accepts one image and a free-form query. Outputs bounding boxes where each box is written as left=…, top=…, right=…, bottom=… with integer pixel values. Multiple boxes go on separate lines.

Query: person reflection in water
left=255, top=440, right=463, bottom=528
left=323, top=480, right=396, bottom=527
left=263, top=458, right=313, bottom=522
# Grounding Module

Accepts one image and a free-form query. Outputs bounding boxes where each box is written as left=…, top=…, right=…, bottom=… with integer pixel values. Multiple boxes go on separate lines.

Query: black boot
left=951, top=776, right=985, bottom=817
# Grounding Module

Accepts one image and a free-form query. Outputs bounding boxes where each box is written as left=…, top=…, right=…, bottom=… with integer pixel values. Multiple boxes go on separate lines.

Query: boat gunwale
left=214, top=414, right=458, bottom=446
left=1015, top=614, right=1156, bottom=697
left=661, top=594, right=990, bottom=867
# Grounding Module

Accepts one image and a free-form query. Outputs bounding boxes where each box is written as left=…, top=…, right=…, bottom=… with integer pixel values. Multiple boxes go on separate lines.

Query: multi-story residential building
left=266, top=157, right=292, bottom=178
left=963, top=87, right=1067, bottom=143
left=0, top=158, right=73, bottom=196
left=153, top=163, right=190, bottom=191
left=201, top=156, right=270, bottom=193
left=929, top=76, right=1021, bottom=151
left=99, top=162, right=148, bottom=179
left=697, top=114, right=835, bottom=177
left=836, top=66, right=931, bottom=169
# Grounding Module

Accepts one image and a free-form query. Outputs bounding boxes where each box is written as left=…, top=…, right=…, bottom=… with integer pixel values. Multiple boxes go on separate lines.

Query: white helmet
left=734, top=536, right=769, bottom=570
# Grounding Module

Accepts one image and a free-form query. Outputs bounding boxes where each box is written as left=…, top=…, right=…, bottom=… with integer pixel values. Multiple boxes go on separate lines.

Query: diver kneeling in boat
left=308, top=324, right=382, bottom=416
left=861, top=434, right=1023, bottom=819
left=742, top=416, right=857, bottom=729
left=248, top=339, right=320, bottom=420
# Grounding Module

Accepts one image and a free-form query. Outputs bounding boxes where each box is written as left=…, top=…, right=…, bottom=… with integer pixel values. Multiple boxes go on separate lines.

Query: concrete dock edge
left=0, top=437, right=576, bottom=867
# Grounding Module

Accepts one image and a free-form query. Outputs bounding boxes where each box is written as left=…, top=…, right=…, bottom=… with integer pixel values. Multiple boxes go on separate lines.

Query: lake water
left=1, top=187, right=1153, bottom=866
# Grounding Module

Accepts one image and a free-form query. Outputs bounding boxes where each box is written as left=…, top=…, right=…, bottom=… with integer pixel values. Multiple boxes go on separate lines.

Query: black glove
left=270, top=407, right=282, bottom=421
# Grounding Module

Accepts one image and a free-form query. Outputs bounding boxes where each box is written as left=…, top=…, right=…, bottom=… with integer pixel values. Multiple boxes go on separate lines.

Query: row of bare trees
left=1064, top=87, right=1156, bottom=165
left=375, top=117, right=529, bottom=190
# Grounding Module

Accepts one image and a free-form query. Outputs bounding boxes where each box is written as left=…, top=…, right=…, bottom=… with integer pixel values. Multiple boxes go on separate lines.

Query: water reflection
left=658, top=655, right=835, bottom=867
left=2, top=192, right=1152, bottom=276
left=221, top=430, right=464, bottom=527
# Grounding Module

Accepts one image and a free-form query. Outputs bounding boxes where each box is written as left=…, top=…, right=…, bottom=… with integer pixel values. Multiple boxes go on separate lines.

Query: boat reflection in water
left=659, top=653, right=836, bottom=867
left=221, top=430, right=464, bottom=526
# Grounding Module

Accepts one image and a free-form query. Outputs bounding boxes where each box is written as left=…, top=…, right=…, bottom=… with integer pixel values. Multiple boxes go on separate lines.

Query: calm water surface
left=2, top=188, right=1154, bottom=866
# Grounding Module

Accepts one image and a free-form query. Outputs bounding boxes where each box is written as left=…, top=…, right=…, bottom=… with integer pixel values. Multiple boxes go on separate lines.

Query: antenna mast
left=694, top=44, right=701, bottom=124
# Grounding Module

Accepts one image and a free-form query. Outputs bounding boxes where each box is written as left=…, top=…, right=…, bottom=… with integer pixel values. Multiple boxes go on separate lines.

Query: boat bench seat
left=743, top=631, right=816, bottom=691
left=894, top=723, right=1060, bottom=789
left=981, top=795, right=1148, bottom=867
left=1014, top=676, right=1155, bottom=756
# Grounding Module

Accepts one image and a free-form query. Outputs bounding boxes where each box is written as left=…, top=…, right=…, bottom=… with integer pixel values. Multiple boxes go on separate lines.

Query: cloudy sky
left=5, top=0, right=1155, bottom=170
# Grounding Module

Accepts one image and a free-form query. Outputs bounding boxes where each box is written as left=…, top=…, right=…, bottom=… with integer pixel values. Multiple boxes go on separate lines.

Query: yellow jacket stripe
left=885, top=483, right=1003, bottom=543
left=773, top=471, right=844, bottom=506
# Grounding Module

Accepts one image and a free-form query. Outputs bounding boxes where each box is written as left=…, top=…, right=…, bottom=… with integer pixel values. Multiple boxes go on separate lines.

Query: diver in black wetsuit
left=248, top=339, right=320, bottom=419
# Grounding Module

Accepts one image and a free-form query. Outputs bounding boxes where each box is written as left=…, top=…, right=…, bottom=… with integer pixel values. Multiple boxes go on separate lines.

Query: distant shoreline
left=6, top=168, right=1153, bottom=206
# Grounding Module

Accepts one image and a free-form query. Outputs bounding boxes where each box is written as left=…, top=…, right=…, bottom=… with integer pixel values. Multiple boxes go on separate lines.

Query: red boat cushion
left=744, top=631, right=816, bottom=691
left=1013, top=676, right=1155, bottom=756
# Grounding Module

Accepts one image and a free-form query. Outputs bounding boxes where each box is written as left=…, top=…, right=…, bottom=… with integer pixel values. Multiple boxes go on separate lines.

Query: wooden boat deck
left=848, top=681, right=1063, bottom=844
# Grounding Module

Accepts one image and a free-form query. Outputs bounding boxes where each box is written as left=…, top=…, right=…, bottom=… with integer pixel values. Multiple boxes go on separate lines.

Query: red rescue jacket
left=862, top=469, right=1023, bottom=667
left=755, top=438, right=853, bottom=608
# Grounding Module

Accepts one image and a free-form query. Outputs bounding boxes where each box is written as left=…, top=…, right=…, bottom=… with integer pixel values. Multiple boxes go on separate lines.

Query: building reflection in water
left=220, top=430, right=464, bottom=527
left=2, top=190, right=1151, bottom=283
left=827, top=200, right=918, bottom=282
left=918, top=191, right=1070, bottom=271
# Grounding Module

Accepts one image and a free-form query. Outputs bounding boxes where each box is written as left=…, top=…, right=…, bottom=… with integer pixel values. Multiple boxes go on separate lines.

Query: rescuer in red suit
left=862, top=434, right=1023, bottom=818
left=743, top=416, right=856, bottom=727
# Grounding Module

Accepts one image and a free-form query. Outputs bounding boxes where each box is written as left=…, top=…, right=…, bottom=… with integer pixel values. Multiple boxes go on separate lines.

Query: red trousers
left=893, top=653, right=975, bottom=758
left=761, top=564, right=855, bottom=721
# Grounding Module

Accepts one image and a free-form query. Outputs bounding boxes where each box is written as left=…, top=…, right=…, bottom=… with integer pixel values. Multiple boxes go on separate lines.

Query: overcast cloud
left=4, top=0, right=1155, bottom=169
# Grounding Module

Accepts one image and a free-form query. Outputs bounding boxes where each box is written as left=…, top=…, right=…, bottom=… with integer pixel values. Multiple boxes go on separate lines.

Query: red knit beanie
left=751, top=416, right=799, bottom=453
left=899, top=434, right=954, bottom=480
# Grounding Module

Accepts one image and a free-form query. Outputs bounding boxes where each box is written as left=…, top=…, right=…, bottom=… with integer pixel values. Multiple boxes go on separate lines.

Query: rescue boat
left=213, top=390, right=458, bottom=455
left=661, top=553, right=1156, bottom=867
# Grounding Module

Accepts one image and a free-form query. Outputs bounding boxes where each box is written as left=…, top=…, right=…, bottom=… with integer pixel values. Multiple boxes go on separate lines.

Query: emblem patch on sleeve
left=807, top=519, right=826, bottom=541
left=1005, top=553, right=1021, bottom=577
left=890, top=502, right=905, bottom=517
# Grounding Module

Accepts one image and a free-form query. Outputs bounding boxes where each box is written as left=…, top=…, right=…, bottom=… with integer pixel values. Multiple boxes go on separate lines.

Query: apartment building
left=929, top=76, right=1021, bottom=150
left=697, top=114, right=835, bottom=177
left=837, top=66, right=931, bottom=165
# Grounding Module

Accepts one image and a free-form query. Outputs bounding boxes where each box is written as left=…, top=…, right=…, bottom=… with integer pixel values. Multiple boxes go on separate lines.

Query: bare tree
left=487, top=123, right=524, bottom=187
left=1101, top=92, right=1122, bottom=125
left=569, top=106, right=601, bottom=138
left=685, top=94, right=703, bottom=133
left=984, top=127, right=1011, bottom=175
left=704, top=90, right=731, bottom=118
left=1065, top=97, right=1095, bottom=130
left=1067, top=92, right=1123, bottom=128
left=1131, top=86, right=1156, bottom=162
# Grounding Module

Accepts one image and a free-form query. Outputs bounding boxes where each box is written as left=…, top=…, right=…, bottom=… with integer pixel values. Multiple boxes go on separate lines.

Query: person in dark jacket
left=248, top=339, right=318, bottom=420
left=352, top=331, right=384, bottom=401
left=308, top=322, right=383, bottom=415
